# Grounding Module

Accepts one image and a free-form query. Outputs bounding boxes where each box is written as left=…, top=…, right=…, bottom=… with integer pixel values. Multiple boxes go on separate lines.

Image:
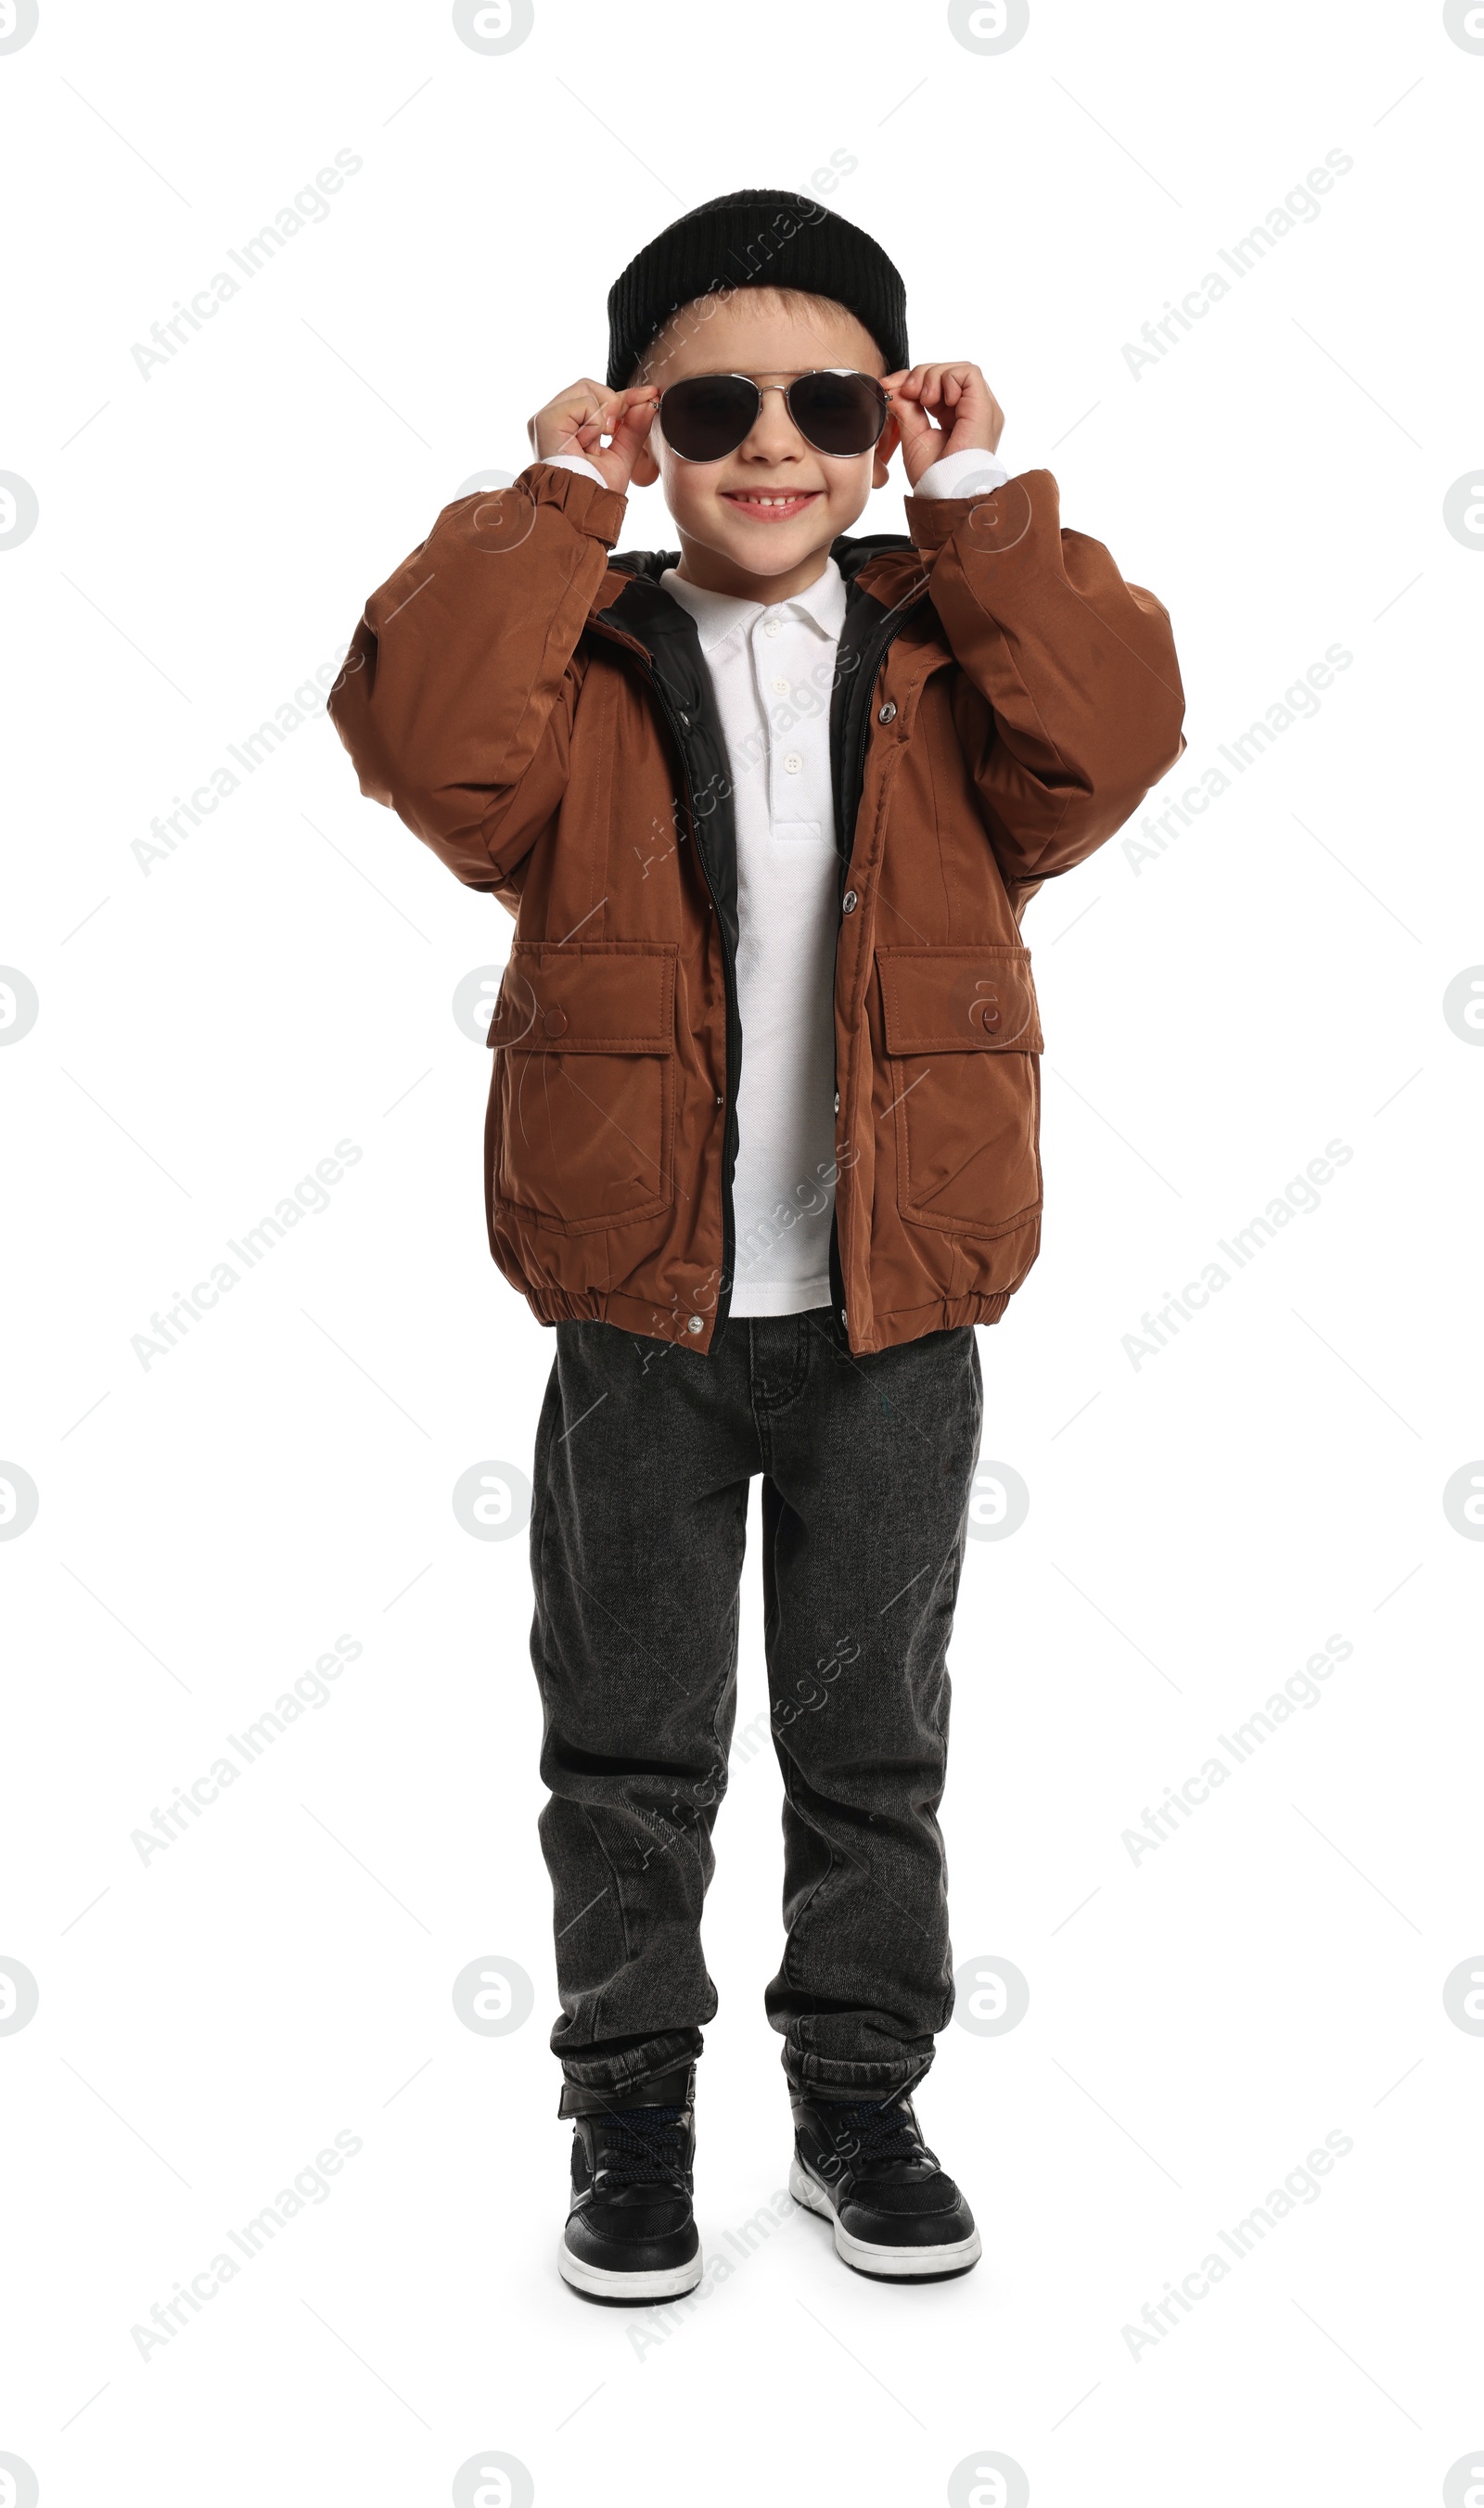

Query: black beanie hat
left=607, top=188, right=908, bottom=391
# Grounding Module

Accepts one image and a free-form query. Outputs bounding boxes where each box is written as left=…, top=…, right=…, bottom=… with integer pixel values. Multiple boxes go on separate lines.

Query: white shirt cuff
left=912, top=444, right=1013, bottom=499
left=538, top=451, right=609, bottom=489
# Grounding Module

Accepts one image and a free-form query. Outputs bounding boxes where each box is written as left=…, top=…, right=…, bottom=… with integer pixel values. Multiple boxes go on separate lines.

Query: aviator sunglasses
left=656, top=367, right=891, bottom=464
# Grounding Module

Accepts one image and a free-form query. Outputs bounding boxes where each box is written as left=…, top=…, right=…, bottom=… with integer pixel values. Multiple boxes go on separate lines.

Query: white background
left=3, top=2, right=1482, bottom=2502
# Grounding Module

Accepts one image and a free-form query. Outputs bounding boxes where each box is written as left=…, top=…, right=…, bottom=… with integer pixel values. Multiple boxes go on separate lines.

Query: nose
left=737, top=384, right=803, bottom=466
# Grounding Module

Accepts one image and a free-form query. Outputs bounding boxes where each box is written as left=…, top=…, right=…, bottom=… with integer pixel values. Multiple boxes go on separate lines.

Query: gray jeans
left=529, top=1307, right=982, bottom=2101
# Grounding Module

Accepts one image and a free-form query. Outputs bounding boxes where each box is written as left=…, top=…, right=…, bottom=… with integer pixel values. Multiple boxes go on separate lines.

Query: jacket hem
left=512, top=1279, right=726, bottom=1349
left=507, top=1274, right=1013, bottom=1353
left=847, top=1289, right=1012, bottom=1354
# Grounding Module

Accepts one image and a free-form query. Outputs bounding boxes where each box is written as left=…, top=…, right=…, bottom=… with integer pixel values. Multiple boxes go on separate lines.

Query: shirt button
left=764, top=618, right=782, bottom=637
left=783, top=752, right=802, bottom=774
left=842, top=889, right=858, bottom=913
left=877, top=701, right=897, bottom=724
left=772, top=676, right=789, bottom=695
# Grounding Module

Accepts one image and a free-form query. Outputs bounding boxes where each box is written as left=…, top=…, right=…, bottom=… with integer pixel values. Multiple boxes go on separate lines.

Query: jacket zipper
left=590, top=615, right=742, bottom=1349
left=827, top=588, right=931, bottom=1336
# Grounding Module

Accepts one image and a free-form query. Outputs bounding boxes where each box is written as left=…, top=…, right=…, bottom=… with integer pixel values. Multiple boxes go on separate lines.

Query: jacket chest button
left=842, top=889, right=858, bottom=914
left=543, top=1006, right=568, bottom=1037
left=877, top=701, right=897, bottom=724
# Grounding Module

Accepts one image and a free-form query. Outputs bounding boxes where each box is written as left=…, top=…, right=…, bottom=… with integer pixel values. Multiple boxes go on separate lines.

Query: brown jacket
left=328, top=461, right=1183, bottom=1355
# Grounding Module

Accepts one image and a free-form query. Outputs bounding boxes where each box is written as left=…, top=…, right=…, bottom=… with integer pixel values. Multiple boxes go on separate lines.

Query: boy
left=329, top=189, right=1183, bottom=2300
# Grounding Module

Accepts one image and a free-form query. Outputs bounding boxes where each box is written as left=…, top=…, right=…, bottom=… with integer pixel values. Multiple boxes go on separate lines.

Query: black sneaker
left=790, top=2084, right=981, bottom=2280
left=558, top=2064, right=702, bottom=2302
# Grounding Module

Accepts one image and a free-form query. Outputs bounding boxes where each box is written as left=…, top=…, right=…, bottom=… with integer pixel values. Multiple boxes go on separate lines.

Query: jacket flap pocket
left=877, top=946, right=1042, bottom=1055
left=489, top=940, right=676, bottom=1053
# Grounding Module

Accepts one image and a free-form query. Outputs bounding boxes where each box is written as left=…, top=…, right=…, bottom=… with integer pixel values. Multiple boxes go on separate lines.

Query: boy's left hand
left=882, top=363, right=1005, bottom=490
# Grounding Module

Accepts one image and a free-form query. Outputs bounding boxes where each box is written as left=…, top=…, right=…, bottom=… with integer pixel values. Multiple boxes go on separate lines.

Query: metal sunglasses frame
left=656, top=367, right=892, bottom=463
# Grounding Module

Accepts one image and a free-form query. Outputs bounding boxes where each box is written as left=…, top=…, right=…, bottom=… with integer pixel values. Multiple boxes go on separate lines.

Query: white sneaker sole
left=789, top=2156, right=982, bottom=2278
left=557, top=2234, right=703, bottom=2301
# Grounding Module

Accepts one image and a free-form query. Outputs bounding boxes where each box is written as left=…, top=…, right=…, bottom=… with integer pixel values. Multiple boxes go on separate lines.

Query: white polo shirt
left=549, top=445, right=1007, bottom=1314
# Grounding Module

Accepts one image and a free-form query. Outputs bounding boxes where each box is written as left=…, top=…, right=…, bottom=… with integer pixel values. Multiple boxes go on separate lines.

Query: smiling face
left=630, top=288, right=898, bottom=600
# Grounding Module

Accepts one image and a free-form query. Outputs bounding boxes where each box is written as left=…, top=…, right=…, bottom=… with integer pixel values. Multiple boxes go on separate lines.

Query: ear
left=630, top=445, right=661, bottom=488
left=872, top=411, right=901, bottom=491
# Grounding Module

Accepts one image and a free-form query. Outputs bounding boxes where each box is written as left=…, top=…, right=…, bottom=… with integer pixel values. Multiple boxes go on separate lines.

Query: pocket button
left=543, top=1006, right=569, bottom=1037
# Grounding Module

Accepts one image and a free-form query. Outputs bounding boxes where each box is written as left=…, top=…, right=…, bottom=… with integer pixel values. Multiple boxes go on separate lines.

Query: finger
left=918, top=364, right=977, bottom=412
left=534, top=382, right=604, bottom=449
left=589, top=386, right=657, bottom=443
left=610, top=396, right=657, bottom=454
left=563, top=379, right=613, bottom=431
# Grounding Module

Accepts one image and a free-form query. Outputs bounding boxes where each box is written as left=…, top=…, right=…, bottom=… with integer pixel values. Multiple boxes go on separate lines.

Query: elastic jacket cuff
left=518, top=457, right=628, bottom=546
left=904, top=465, right=1053, bottom=552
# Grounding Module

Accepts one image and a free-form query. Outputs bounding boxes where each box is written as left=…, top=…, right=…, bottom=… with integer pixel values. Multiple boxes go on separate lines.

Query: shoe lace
left=596, top=2102, right=687, bottom=2187
left=830, top=2097, right=927, bottom=2170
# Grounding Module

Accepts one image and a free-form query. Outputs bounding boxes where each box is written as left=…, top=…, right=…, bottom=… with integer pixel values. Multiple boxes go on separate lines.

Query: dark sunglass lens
left=659, top=375, right=760, bottom=461
left=787, top=371, right=886, bottom=456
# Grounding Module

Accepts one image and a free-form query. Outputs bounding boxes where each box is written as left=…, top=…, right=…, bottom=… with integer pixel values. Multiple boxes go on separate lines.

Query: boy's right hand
left=527, top=380, right=659, bottom=492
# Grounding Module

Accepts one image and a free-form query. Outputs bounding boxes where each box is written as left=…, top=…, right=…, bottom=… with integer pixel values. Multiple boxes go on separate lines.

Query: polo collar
left=658, top=556, right=847, bottom=655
